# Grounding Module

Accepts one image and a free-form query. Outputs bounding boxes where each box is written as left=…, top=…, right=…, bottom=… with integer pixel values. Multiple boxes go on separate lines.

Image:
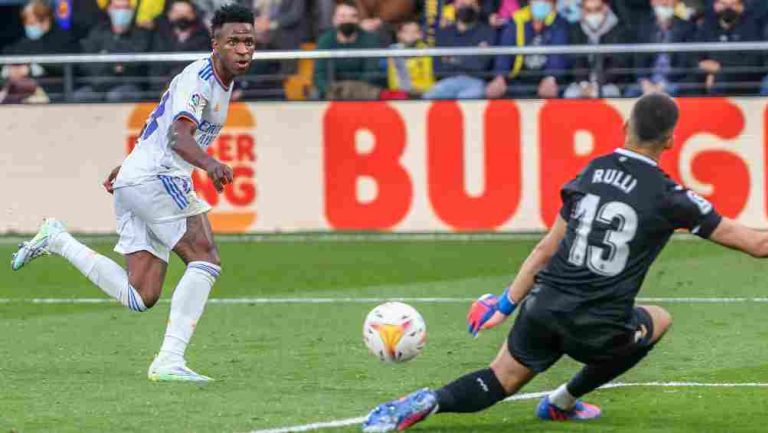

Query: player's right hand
left=467, top=294, right=500, bottom=337
left=103, top=165, right=121, bottom=194
left=205, top=161, right=234, bottom=193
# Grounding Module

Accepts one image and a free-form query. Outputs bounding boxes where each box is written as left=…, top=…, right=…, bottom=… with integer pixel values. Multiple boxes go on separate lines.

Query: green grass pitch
left=1, top=236, right=767, bottom=433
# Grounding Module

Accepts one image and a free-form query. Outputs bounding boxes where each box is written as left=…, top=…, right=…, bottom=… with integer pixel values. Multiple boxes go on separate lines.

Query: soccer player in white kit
left=11, top=5, right=257, bottom=382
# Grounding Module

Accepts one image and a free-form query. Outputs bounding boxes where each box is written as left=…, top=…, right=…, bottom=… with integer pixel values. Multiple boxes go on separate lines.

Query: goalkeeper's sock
left=435, top=368, right=507, bottom=413
left=158, top=261, right=220, bottom=364
left=549, top=384, right=578, bottom=410
left=49, top=232, right=147, bottom=312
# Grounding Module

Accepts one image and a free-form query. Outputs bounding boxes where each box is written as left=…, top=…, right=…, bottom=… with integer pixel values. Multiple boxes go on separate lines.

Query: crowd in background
left=0, top=0, right=767, bottom=103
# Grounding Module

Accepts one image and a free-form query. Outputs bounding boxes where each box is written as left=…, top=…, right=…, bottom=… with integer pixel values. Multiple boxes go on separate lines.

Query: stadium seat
left=283, top=42, right=317, bottom=101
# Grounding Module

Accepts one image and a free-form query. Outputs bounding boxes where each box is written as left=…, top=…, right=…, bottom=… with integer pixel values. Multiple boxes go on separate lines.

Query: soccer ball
left=363, top=302, right=427, bottom=363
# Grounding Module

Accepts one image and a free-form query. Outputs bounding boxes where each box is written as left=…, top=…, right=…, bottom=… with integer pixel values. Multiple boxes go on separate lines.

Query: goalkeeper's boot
left=362, top=388, right=437, bottom=432
left=536, top=396, right=602, bottom=421
left=148, top=355, right=213, bottom=383
left=11, top=218, right=66, bottom=271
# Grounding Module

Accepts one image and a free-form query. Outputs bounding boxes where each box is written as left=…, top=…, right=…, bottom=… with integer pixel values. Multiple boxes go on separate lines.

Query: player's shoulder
left=173, top=58, right=215, bottom=93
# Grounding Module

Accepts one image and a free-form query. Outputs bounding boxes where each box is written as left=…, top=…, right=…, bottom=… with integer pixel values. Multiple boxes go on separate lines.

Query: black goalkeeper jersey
left=535, top=148, right=722, bottom=315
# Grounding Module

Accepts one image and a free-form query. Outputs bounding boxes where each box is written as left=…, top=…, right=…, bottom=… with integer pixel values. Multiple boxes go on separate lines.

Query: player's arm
left=170, top=118, right=233, bottom=193
left=708, top=217, right=768, bottom=258
left=507, top=215, right=568, bottom=303
left=467, top=215, right=568, bottom=335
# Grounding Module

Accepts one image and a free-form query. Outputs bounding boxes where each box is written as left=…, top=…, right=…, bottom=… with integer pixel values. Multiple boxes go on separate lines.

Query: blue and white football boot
left=11, top=218, right=66, bottom=271
left=362, top=388, right=438, bottom=432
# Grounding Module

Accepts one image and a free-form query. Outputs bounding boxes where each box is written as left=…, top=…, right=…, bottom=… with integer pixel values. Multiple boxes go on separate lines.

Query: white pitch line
left=246, top=381, right=768, bottom=433
left=2, top=296, right=768, bottom=305
left=0, top=232, right=705, bottom=245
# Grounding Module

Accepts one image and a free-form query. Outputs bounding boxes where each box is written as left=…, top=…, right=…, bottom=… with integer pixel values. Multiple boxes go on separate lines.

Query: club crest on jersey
left=188, top=93, right=203, bottom=111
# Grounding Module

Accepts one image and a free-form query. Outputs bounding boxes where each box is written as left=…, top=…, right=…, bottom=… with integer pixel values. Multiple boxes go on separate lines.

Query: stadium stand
left=1, top=0, right=768, bottom=103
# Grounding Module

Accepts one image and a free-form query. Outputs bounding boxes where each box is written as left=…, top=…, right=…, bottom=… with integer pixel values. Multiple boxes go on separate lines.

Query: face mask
left=531, top=1, right=553, bottom=21
left=718, top=8, right=740, bottom=25
left=171, top=17, right=194, bottom=31
left=653, top=5, right=674, bottom=21
left=338, top=22, right=358, bottom=37
left=584, top=12, right=604, bottom=28
left=456, top=6, right=479, bottom=24
left=24, top=25, right=45, bottom=40
left=561, top=3, right=582, bottom=23
left=109, top=8, right=134, bottom=29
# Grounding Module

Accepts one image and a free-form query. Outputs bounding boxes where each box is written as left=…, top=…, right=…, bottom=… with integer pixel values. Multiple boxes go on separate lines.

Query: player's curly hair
left=211, top=4, right=254, bottom=36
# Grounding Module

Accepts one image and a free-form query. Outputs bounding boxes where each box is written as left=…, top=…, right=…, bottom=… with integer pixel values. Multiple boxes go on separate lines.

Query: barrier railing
left=2, top=41, right=768, bottom=101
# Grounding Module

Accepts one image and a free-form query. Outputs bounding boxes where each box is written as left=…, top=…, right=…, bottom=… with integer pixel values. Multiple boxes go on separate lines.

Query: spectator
left=311, top=0, right=335, bottom=38
left=357, top=0, right=417, bottom=28
left=352, top=0, right=416, bottom=45
left=50, top=0, right=106, bottom=42
left=564, top=0, right=627, bottom=98
left=558, top=0, right=582, bottom=23
left=627, top=0, right=695, bottom=97
left=254, top=0, right=309, bottom=50
left=613, top=0, right=651, bottom=36
left=486, top=0, right=524, bottom=28
left=386, top=19, right=435, bottom=96
left=486, top=0, right=570, bottom=99
left=418, top=0, right=460, bottom=46
left=313, top=1, right=382, bottom=100
left=693, top=0, right=763, bottom=95
left=423, top=0, right=495, bottom=99
left=148, top=0, right=209, bottom=92
left=75, top=0, right=152, bottom=102
left=0, top=64, right=50, bottom=104
left=3, top=0, right=78, bottom=101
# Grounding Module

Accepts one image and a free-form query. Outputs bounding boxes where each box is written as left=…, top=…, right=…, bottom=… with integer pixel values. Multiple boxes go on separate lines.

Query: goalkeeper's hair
left=629, top=93, right=679, bottom=147
left=211, top=4, right=254, bottom=37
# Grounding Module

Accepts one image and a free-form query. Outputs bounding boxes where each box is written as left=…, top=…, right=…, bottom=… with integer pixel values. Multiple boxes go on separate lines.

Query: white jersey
left=114, top=57, right=233, bottom=188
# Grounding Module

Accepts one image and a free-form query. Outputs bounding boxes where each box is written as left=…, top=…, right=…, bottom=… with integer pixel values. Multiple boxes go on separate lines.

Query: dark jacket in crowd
left=569, top=11, right=628, bottom=86
left=149, top=18, right=210, bottom=91
left=79, top=22, right=152, bottom=92
left=263, top=0, right=310, bottom=50
left=434, top=22, right=496, bottom=78
left=313, top=29, right=381, bottom=95
left=633, top=14, right=696, bottom=84
left=494, top=8, right=570, bottom=85
left=613, top=0, right=651, bottom=35
left=3, top=27, right=78, bottom=99
left=693, top=13, right=763, bottom=94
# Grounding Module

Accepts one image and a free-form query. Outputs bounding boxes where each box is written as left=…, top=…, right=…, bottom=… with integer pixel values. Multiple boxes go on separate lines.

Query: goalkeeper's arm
left=506, top=214, right=568, bottom=306
left=470, top=215, right=568, bottom=333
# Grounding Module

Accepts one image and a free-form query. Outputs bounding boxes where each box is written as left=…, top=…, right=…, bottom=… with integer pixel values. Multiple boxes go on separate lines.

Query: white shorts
left=113, top=176, right=212, bottom=262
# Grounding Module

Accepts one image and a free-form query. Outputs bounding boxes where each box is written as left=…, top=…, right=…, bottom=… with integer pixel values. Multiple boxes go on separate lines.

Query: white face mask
left=654, top=5, right=675, bottom=21
left=584, top=12, right=604, bottom=29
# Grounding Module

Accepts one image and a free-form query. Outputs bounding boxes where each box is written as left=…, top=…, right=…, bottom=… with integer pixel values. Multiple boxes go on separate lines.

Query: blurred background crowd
left=0, top=0, right=767, bottom=103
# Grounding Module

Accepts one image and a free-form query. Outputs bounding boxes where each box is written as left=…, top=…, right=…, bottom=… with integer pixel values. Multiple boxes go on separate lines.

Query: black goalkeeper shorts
left=507, top=286, right=655, bottom=373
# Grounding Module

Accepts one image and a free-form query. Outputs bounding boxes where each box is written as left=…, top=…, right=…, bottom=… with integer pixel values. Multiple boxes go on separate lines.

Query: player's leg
left=362, top=342, right=537, bottom=433
left=149, top=213, right=221, bottom=382
left=11, top=218, right=164, bottom=311
left=542, top=305, right=672, bottom=420
left=362, top=298, right=554, bottom=432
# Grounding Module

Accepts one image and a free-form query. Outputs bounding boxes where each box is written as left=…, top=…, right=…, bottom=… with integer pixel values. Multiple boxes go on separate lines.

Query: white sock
left=158, top=261, right=220, bottom=363
left=49, top=232, right=147, bottom=312
left=549, top=384, right=578, bottom=410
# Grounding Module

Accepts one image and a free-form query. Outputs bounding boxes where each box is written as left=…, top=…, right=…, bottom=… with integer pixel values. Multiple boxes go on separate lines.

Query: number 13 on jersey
left=568, top=194, right=639, bottom=277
